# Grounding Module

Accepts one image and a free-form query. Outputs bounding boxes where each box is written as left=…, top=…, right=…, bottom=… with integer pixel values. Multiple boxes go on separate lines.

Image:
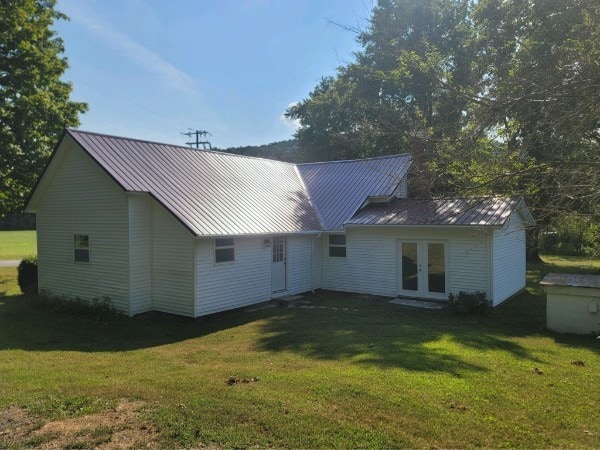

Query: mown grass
left=0, top=230, right=36, bottom=260
left=0, top=257, right=598, bottom=448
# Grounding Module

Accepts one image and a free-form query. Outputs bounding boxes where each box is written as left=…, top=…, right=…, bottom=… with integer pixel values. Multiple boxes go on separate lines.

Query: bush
left=17, top=256, right=38, bottom=294
left=448, top=291, right=490, bottom=314
left=35, top=291, right=118, bottom=320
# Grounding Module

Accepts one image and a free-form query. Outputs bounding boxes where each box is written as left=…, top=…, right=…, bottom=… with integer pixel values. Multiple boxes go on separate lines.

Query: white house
left=25, top=129, right=534, bottom=317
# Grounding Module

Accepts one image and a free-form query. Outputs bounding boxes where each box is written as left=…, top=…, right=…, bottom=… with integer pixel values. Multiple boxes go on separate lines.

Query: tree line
left=286, top=0, right=599, bottom=257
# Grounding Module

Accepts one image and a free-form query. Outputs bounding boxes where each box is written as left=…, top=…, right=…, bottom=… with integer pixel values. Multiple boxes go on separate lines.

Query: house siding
left=150, top=204, right=195, bottom=316
left=195, top=236, right=271, bottom=316
left=194, top=234, right=319, bottom=317
left=323, top=227, right=490, bottom=298
left=286, top=235, right=315, bottom=294
left=128, top=194, right=152, bottom=315
left=491, top=214, right=526, bottom=305
left=312, top=236, right=323, bottom=290
left=36, top=139, right=130, bottom=312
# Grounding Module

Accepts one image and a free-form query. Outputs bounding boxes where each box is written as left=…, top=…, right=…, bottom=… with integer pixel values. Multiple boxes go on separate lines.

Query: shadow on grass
left=254, top=291, right=550, bottom=374
left=0, top=294, right=260, bottom=353
left=0, top=291, right=542, bottom=374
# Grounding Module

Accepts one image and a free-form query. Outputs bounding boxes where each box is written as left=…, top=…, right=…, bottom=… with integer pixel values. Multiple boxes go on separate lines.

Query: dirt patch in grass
left=0, top=400, right=160, bottom=449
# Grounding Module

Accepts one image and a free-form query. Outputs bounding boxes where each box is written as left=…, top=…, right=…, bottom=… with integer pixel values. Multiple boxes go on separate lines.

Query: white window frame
left=328, top=234, right=347, bottom=258
left=74, top=234, right=90, bottom=263
left=215, top=237, right=235, bottom=264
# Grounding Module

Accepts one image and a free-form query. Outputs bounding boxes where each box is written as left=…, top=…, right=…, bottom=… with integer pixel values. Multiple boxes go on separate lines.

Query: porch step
left=389, top=297, right=448, bottom=310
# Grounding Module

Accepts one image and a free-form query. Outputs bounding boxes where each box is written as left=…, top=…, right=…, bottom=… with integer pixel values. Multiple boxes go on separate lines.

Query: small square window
left=215, top=238, right=235, bottom=263
left=328, top=234, right=346, bottom=258
left=74, top=234, right=90, bottom=262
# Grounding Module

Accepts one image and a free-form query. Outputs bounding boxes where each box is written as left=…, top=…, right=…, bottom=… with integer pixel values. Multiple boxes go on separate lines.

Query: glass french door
left=398, top=241, right=447, bottom=298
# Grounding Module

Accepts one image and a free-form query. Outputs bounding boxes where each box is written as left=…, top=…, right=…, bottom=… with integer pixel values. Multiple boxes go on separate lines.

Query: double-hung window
left=74, top=234, right=90, bottom=262
left=328, top=234, right=346, bottom=258
left=215, top=238, right=235, bottom=263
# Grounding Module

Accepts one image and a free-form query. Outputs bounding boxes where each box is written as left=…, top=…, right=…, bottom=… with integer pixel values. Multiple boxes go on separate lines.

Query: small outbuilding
left=25, top=129, right=535, bottom=317
left=541, top=273, right=600, bottom=335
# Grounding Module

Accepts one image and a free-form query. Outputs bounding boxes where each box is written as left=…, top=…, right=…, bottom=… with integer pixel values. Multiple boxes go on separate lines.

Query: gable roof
left=298, top=155, right=412, bottom=230
left=29, top=129, right=412, bottom=236
left=346, top=197, right=534, bottom=227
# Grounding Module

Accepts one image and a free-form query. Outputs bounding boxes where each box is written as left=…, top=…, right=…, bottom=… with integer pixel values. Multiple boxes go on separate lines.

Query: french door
left=397, top=240, right=447, bottom=299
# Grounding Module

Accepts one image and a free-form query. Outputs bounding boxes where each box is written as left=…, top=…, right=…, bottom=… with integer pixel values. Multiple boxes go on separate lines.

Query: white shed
left=541, top=273, right=600, bottom=335
left=25, top=129, right=534, bottom=317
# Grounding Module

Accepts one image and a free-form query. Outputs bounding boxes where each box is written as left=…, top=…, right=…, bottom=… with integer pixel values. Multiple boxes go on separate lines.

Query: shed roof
left=58, top=130, right=411, bottom=236
left=540, top=273, right=600, bottom=289
left=346, top=197, right=533, bottom=227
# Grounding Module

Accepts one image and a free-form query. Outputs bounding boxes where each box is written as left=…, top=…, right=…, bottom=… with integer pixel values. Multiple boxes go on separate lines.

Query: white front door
left=398, top=240, right=447, bottom=299
left=271, top=236, right=286, bottom=293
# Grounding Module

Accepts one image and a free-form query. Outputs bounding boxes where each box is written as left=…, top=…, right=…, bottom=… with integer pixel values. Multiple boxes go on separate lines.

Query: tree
left=287, top=0, right=487, bottom=196
left=288, top=0, right=599, bottom=257
left=0, top=0, right=87, bottom=216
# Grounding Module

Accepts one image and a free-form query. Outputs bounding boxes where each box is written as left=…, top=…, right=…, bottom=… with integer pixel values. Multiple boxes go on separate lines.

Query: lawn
left=0, top=256, right=598, bottom=448
left=0, top=230, right=36, bottom=260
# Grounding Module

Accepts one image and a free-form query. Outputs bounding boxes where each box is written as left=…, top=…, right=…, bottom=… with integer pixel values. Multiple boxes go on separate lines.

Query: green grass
left=0, top=230, right=36, bottom=260
left=0, top=256, right=598, bottom=448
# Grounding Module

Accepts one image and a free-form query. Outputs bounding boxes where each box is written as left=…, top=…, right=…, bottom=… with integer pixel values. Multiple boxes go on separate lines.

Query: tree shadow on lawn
left=0, top=294, right=262, bottom=353
left=255, top=292, right=549, bottom=374
left=1, top=288, right=594, bottom=373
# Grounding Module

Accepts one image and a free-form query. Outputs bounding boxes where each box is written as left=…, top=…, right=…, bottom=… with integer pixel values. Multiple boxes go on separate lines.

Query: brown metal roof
left=297, top=155, right=412, bottom=230
left=65, top=130, right=412, bottom=236
left=346, top=197, right=532, bottom=227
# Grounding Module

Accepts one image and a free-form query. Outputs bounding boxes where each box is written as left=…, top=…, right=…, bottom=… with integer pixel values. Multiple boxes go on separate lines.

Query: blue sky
left=55, top=0, right=373, bottom=148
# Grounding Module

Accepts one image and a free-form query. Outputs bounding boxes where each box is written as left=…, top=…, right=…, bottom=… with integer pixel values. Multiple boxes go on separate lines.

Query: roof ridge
left=297, top=153, right=412, bottom=166
left=66, top=128, right=298, bottom=166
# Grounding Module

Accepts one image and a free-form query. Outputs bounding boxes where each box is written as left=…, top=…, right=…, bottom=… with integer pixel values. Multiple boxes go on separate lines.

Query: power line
left=182, top=129, right=212, bottom=150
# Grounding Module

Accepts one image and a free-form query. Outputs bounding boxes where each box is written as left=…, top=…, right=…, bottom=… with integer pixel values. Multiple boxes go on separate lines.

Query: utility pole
left=182, top=129, right=212, bottom=150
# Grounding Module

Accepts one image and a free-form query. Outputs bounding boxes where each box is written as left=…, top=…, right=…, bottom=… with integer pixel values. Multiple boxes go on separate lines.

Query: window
left=215, top=238, right=235, bottom=263
left=328, top=234, right=346, bottom=257
left=74, top=234, right=90, bottom=262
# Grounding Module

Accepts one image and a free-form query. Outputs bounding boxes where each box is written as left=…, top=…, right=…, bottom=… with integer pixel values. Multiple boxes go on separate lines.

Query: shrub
left=448, top=291, right=490, bottom=314
left=17, top=256, right=38, bottom=294
left=35, top=291, right=118, bottom=320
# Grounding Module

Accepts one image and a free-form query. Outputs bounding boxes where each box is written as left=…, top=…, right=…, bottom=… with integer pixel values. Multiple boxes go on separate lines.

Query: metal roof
left=541, top=273, right=600, bottom=289
left=65, top=130, right=412, bottom=236
left=346, top=197, right=532, bottom=227
left=67, top=130, right=322, bottom=236
left=297, top=155, right=412, bottom=230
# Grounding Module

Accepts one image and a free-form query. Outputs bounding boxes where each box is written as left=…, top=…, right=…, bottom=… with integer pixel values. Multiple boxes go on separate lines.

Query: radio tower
left=182, top=129, right=212, bottom=150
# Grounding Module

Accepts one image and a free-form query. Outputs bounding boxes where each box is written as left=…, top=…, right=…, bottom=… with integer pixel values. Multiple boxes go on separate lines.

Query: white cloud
left=280, top=102, right=301, bottom=130
left=62, top=1, right=196, bottom=94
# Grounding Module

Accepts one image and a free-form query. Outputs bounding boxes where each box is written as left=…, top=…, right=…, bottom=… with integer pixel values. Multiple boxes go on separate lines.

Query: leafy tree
left=0, top=0, right=87, bottom=216
left=288, top=0, right=599, bottom=257
left=287, top=0, right=487, bottom=196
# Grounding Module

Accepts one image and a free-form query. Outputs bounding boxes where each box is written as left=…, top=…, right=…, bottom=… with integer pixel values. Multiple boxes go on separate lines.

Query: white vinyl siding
left=195, top=236, right=271, bottom=316
left=322, top=227, right=490, bottom=298
left=286, top=235, right=314, bottom=294
left=151, top=204, right=195, bottom=316
left=311, top=236, right=322, bottom=290
left=35, top=138, right=130, bottom=313
left=491, top=214, right=527, bottom=305
left=128, top=194, right=152, bottom=315
left=195, top=234, right=319, bottom=317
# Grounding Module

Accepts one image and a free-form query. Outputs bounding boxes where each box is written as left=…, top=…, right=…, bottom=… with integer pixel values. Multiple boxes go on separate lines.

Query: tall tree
left=0, top=0, right=87, bottom=216
left=288, top=0, right=599, bottom=256
left=287, top=0, right=485, bottom=196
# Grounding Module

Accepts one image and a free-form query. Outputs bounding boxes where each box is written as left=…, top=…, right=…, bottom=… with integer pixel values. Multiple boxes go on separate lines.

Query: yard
left=0, top=230, right=36, bottom=260
left=0, top=252, right=598, bottom=448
